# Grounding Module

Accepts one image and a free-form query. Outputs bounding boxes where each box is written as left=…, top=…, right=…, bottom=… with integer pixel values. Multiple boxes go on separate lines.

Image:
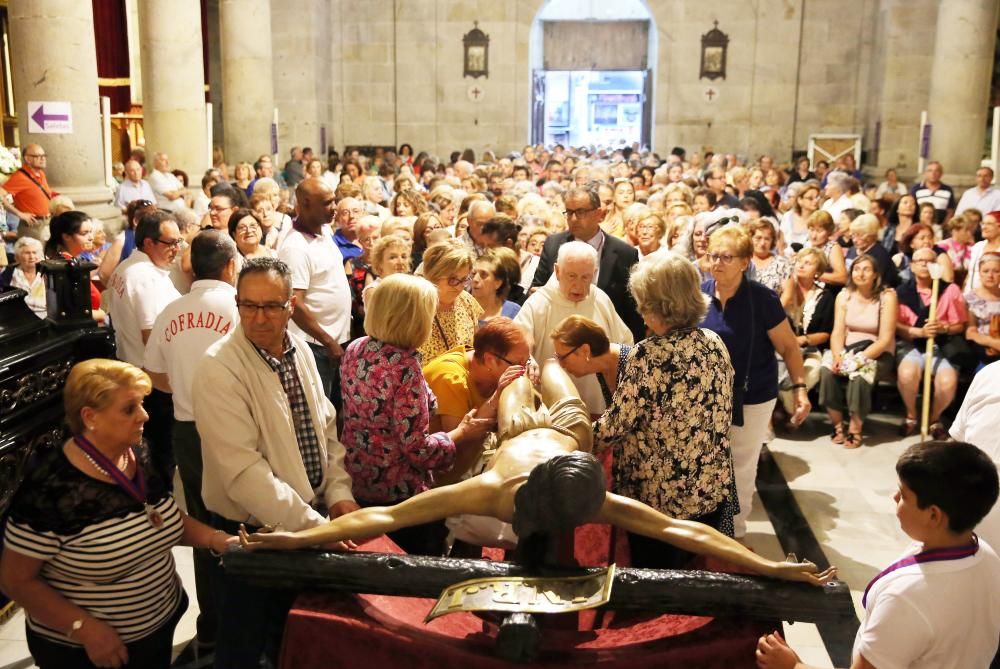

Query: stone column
left=7, top=0, right=117, bottom=221
left=220, top=0, right=274, bottom=165
left=926, top=0, right=1000, bottom=179
left=138, top=0, right=208, bottom=177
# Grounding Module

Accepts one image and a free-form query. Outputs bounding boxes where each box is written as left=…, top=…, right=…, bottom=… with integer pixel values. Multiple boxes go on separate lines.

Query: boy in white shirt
left=756, top=440, right=1000, bottom=669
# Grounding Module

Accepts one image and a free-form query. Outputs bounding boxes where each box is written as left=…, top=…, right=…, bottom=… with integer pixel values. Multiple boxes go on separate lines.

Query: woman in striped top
left=0, top=359, right=237, bottom=669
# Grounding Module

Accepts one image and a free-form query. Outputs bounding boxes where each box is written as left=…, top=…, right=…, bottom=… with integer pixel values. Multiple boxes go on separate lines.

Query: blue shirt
left=333, top=230, right=362, bottom=263
left=701, top=278, right=786, bottom=424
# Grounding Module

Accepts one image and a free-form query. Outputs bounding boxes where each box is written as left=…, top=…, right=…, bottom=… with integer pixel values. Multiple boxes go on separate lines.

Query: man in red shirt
left=1, top=144, right=57, bottom=240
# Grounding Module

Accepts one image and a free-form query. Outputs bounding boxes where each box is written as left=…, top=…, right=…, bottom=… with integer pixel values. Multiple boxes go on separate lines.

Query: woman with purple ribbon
left=0, top=359, right=238, bottom=669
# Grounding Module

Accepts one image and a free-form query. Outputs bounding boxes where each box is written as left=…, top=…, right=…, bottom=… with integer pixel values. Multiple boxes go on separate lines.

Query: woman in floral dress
left=593, top=254, right=736, bottom=569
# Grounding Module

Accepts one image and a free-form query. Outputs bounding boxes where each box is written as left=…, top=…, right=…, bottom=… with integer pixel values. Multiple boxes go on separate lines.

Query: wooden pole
left=222, top=548, right=855, bottom=625
left=920, top=266, right=942, bottom=440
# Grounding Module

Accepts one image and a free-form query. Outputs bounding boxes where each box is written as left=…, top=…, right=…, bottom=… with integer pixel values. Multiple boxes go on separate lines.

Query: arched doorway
left=529, top=0, right=656, bottom=148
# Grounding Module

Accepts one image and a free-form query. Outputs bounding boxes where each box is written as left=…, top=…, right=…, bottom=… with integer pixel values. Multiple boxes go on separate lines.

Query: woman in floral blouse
left=593, top=254, right=736, bottom=569
left=340, top=273, right=491, bottom=554
left=417, top=238, right=483, bottom=362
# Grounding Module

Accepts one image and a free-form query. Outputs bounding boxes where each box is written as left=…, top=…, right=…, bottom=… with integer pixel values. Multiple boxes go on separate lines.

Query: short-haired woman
left=805, top=210, right=848, bottom=285
left=550, top=315, right=632, bottom=406
left=701, top=226, right=811, bottom=538
left=228, top=208, right=274, bottom=260
left=594, top=254, right=737, bottom=568
left=0, top=359, right=235, bottom=669
left=471, top=247, right=522, bottom=324
left=340, top=274, right=491, bottom=554
left=417, top=238, right=482, bottom=361
left=748, top=219, right=792, bottom=294
left=1, top=237, right=46, bottom=318
left=819, top=254, right=898, bottom=447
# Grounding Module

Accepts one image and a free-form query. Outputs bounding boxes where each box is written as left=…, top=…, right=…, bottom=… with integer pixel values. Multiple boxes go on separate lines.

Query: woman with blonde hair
left=0, top=359, right=236, bottom=669
left=805, top=210, right=848, bottom=286
left=233, top=161, right=253, bottom=193
left=417, top=238, right=482, bottom=360
left=390, top=189, right=427, bottom=218
left=593, top=254, right=738, bottom=567
left=363, top=234, right=412, bottom=306
left=636, top=212, right=668, bottom=261
left=602, top=178, right=635, bottom=238
left=340, top=274, right=491, bottom=554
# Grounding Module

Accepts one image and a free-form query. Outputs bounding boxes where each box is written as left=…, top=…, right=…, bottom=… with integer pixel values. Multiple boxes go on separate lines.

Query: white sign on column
left=27, top=101, right=73, bottom=133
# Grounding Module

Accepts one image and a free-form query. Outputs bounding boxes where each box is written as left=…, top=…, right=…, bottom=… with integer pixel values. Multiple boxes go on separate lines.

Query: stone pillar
left=7, top=0, right=117, bottom=221
left=926, top=0, right=1000, bottom=179
left=220, top=0, right=274, bottom=165
left=138, top=0, right=208, bottom=177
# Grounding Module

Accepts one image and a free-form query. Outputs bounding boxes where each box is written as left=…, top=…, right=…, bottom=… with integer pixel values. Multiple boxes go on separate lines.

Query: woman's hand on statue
left=496, top=365, right=526, bottom=391
left=78, top=616, right=128, bottom=668
left=525, top=357, right=541, bottom=384
left=755, top=631, right=800, bottom=669
left=456, top=408, right=494, bottom=443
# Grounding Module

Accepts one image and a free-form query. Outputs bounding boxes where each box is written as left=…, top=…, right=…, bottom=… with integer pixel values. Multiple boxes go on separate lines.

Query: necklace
left=73, top=435, right=164, bottom=529
left=80, top=448, right=128, bottom=476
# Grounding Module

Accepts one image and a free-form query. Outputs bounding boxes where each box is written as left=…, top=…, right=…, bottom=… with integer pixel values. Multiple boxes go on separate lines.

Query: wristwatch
left=67, top=617, right=84, bottom=639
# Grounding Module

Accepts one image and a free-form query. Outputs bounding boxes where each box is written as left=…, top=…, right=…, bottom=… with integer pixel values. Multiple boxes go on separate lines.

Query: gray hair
left=556, top=240, right=599, bottom=268
left=629, top=254, right=709, bottom=330
left=827, top=171, right=851, bottom=194
left=237, top=256, right=292, bottom=298
left=14, top=236, right=43, bottom=256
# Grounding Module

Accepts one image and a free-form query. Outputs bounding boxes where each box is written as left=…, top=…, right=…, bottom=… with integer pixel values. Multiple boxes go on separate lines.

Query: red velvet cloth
left=91, top=0, right=131, bottom=114
left=280, top=530, right=774, bottom=669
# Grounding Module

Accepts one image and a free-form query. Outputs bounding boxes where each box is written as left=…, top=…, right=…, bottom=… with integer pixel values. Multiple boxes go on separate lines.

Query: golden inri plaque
left=425, top=565, right=616, bottom=622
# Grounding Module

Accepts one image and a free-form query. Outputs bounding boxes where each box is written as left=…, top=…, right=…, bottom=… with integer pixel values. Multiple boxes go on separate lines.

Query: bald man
left=463, top=199, right=496, bottom=258
left=114, top=159, right=156, bottom=212
left=277, top=177, right=353, bottom=401
left=1, top=143, right=57, bottom=240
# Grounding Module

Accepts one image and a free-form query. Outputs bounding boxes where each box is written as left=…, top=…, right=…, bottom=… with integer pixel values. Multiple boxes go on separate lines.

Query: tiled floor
left=0, top=410, right=920, bottom=669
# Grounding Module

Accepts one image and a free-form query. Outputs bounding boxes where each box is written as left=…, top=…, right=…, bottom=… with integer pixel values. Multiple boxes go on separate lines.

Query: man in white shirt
left=106, top=210, right=182, bottom=482
left=277, top=177, right=352, bottom=403
left=951, top=360, right=1000, bottom=549
left=956, top=166, right=1000, bottom=216
left=143, top=229, right=239, bottom=649
left=515, top=241, right=633, bottom=415
left=114, top=159, right=156, bottom=212
left=147, top=152, right=189, bottom=213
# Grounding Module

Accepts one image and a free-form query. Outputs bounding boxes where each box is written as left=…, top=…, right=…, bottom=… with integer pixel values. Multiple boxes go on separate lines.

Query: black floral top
left=594, top=328, right=736, bottom=521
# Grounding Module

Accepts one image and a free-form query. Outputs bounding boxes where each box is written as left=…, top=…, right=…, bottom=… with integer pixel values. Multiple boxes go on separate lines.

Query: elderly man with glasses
left=193, top=256, right=357, bottom=669
left=530, top=186, right=643, bottom=340
left=0, top=143, right=57, bottom=240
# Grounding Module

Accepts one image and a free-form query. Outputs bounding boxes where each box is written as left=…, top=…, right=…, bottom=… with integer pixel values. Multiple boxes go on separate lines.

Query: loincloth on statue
left=498, top=395, right=593, bottom=454
left=445, top=395, right=592, bottom=549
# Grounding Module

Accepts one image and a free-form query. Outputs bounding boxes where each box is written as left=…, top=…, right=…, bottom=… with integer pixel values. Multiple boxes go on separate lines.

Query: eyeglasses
left=153, top=238, right=182, bottom=248
left=237, top=301, right=290, bottom=316
left=445, top=273, right=473, bottom=287
left=707, top=253, right=743, bottom=264
left=25, top=153, right=46, bottom=158
left=555, top=345, right=582, bottom=363
left=565, top=207, right=597, bottom=218
left=209, top=204, right=234, bottom=213
left=235, top=224, right=260, bottom=234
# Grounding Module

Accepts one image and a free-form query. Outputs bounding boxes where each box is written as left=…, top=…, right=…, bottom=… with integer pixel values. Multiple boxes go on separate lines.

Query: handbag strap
left=18, top=168, right=52, bottom=200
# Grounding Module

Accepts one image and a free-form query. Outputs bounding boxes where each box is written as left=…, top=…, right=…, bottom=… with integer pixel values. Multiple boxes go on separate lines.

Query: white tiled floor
left=0, top=410, right=919, bottom=669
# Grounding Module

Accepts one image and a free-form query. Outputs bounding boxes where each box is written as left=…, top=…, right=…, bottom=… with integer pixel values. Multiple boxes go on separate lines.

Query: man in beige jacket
left=193, top=255, right=357, bottom=668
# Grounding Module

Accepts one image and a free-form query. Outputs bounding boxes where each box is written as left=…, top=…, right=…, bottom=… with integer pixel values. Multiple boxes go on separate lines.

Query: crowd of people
left=0, top=139, right=999, bottom=669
